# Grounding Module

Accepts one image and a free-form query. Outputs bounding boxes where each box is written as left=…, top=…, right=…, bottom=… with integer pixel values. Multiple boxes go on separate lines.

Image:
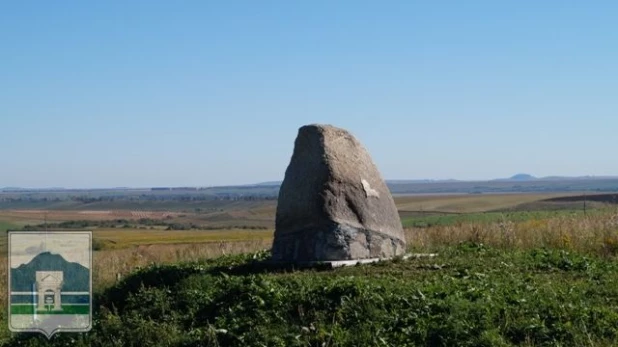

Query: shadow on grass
left=6, top=253, right=332, bottom=345
left=95, top=253, right=336, bottom=314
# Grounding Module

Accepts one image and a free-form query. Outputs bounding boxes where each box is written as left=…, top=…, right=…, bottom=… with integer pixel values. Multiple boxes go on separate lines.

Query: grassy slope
left=1, top=193, right=614, bottom=346
left=5, top=245, right=618, bottom=346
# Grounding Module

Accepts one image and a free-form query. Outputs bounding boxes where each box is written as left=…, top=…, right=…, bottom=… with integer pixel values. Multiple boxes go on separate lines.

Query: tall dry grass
left=93, top=239, right=272, bottom=288
left=0, top=239, right=271, bottom=306
left=405, top=210, right=618, bottom=256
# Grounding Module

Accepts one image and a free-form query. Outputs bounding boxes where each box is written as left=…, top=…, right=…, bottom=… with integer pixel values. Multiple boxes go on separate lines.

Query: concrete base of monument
left=326, top=253, right=438, bottom=268
left=263, top=253, right=438, bottom=269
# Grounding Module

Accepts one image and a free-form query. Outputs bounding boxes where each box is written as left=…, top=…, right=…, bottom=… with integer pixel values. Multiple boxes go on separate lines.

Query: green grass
left=10, top=305, right=90, bottom=315
left=0, top=221, right=20, bottom=253
left=5, top=245, right=618, bottom=346
left=401, top=209, right=604, bottom=228
left=0, top=220, right=19, bottom=233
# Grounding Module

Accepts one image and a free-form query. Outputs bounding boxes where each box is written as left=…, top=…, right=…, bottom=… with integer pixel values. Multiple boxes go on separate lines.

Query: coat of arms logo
left=8, top=231, right=92, bottom=338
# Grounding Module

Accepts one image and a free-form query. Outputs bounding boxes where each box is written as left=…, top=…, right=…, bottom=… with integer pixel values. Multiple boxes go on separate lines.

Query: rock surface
left=271, top=124, right=406, bottom=262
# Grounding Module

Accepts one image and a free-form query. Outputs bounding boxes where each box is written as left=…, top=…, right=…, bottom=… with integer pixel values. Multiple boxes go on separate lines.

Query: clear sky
left=1, top=1, right=617, bottom=188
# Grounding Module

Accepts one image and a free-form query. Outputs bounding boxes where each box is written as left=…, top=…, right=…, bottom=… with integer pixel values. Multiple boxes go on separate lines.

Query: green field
left=10, top=305, right=90, bottom=315
left=0, top=220, right=19, bottom=232
left=400, top=209, right=605, bottom=228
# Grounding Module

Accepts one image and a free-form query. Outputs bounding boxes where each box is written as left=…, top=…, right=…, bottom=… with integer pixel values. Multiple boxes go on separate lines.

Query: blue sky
left=1, top=1, right=617, bottom=188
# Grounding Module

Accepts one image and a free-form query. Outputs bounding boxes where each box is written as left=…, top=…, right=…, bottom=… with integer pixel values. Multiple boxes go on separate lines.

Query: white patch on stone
left=361, top=179, right=379, bottom=198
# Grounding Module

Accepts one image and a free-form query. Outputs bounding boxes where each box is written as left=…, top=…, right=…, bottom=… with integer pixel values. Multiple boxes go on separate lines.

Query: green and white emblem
left=8, top=231, right=92, bottom=338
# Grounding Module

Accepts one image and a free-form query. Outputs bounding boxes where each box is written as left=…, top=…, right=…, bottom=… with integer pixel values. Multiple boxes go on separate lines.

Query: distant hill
left=11, top=252, right=89, bottom=292
left=491, top=174, right=537, bottom=182
left=509, top=174, right=537, bottom=181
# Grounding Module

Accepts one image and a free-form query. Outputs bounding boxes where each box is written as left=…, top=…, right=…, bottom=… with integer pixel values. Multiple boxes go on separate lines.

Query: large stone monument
left=271, top=124, right=406, bottom=262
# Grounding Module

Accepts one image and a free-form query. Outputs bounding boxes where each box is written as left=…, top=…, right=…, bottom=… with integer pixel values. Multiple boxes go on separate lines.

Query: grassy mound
left=6, top=244, right=618, bottom=346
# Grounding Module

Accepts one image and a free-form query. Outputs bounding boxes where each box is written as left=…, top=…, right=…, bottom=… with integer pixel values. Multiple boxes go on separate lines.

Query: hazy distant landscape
left=4, top=174, right=618, bottom=201
left=2, top=183, right=618, bottom=345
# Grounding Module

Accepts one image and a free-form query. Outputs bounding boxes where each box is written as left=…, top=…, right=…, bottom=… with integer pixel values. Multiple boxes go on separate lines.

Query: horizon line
left=3, top=174, right=618, bottom=191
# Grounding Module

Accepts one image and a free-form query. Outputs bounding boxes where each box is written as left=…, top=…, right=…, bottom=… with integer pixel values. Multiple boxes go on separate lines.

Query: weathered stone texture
left=271, top=124, right=406, bottom=262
